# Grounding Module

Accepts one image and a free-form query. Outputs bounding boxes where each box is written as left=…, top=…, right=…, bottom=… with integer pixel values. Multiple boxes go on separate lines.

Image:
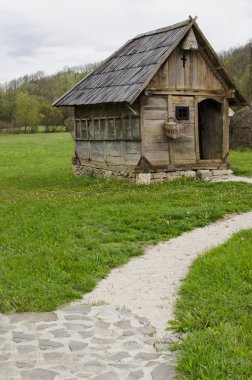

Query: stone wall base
left=73, top=164, right=137, bottom=181
left=73, top=164, right=233, bottom=184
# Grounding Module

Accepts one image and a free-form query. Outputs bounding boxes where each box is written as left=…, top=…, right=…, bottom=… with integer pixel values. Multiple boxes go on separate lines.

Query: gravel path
left=1, top=178, right=252, bottom=379
left=83, top=211, right=252, bottom=338
left=209, top=175, right=252, bottom=183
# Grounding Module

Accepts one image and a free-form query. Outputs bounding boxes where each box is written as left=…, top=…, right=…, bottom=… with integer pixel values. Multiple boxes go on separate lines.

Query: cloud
left=0, top=0, right=251, bottom=83
left=0, top=9, right=47, bottom=58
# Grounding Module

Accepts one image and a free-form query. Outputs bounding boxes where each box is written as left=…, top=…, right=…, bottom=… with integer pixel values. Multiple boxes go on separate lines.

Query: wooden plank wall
left=142, top=41, right=228, bottom=168
left=141, top=96, right=169, bottom=166
left=141, top=95, right=197, bottom=167
left=170, top=95, right=196, bottom=164
left=75, top=102, right=141, bottom=167
left=76, top=141, right=141, bottom=167
left=147, top=45, right=224, bottom=91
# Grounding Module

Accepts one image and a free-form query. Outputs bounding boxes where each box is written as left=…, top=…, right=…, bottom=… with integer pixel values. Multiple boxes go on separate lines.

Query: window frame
left=176, top=106, right=190, bottom=121
left=75, top=115, right=141, bottom=141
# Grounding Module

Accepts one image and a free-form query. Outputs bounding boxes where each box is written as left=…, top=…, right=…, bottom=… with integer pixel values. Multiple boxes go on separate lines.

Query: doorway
left=198, top=99, right=223, bottom=160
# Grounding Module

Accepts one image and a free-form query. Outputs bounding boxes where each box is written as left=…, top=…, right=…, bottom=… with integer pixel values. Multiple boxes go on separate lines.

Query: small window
left=108, top=117, right=116, bottom=139
left=87, top=119, right=93, bottom=139
left=75, top=115, right=140, bottom=140
left=176, top=106, right=189, bottom=120
left=100, top=118, right=107, bottom=139
left=131, top=116, right=140, bottom=139
left=93, top=118, right=101, bottom=139
left=75, top=119, right=81, bottom=139
left=115, top=117, right=122, bottom=139
left=80, top=119, right=88, bottom=139
left=123, top=116, right=132, bottom=139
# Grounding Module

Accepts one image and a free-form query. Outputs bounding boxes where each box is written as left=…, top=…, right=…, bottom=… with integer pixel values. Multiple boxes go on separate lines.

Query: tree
left=39, top=101, right=64, bottom=131
left=14, top=92, right=42, bottom=128
left=220, top=40, right=252, bottom=99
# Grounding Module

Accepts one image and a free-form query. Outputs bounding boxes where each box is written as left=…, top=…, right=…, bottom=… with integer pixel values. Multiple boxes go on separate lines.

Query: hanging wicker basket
left=164, top=117, right=185, bottom=139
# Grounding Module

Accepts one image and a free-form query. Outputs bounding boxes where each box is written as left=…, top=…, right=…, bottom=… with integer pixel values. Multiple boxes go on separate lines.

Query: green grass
left=171, top=229, right=252, bottom=379
left=230, top=148, right=252, bottom=177
left=0, top=133, right=251, bottom=313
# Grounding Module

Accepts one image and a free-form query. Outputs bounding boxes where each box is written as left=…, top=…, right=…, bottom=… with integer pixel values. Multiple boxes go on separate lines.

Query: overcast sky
left=0, top=0, right=252, bottom=84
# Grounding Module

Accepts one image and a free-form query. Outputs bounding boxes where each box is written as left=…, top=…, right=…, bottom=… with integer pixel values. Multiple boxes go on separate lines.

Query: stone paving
left=0, top=304, right=176, bottom=380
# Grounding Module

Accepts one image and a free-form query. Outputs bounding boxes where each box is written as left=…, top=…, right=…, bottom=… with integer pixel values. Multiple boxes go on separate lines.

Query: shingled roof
left=53, top=19, right=194, bottom=106
left=53, top=17, right=248, bottom=107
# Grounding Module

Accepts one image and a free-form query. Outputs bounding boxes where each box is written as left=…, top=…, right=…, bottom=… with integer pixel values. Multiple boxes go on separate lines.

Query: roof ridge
left=133, top=18, right=192, bottom=39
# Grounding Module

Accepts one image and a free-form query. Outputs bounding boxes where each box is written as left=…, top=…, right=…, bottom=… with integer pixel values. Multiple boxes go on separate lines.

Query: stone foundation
left=73, top=164, right=233, bottom=184
left=73, top=164, right=137, bottom=181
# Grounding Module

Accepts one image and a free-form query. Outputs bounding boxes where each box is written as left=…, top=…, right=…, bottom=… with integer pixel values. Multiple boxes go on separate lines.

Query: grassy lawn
left=171, top=229, right=252, bottom=379
left=230, top=148, right=252, bottom=177
left=0, top=133, right=251, bottom=313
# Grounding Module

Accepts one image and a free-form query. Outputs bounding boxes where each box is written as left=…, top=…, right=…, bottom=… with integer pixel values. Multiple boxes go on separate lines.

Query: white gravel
left=83, top=211, right=252, bottom=338
left=209, top=175, right=252, bottom=183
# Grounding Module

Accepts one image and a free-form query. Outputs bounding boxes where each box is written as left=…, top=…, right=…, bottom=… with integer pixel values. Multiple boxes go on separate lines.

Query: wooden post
left=104, top=141, right=107, bottom=162
left=140, top=97, right=145, bottom=157
left=121, top=141, right=126, bottom=164
left=194, top=97, right=200, bottom=161
left=223, top=98, right=229, bottom=156
left=88, top=141, right=91, bottom=161
left=167, top=95, right=173, bottom=165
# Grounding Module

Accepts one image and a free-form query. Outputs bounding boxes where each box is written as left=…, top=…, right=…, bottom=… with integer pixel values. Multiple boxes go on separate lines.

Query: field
left=230, top=148, right=252, bottom=177
left=0, top=133, right=252, bottom=313
left=172, top=229, right=252, bottom=379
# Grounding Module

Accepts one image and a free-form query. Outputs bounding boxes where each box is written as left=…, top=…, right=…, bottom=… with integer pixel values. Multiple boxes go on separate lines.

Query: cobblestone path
left=0, top=304, right=176, bottom=380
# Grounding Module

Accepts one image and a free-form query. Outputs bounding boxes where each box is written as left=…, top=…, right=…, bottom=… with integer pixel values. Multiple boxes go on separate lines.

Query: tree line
left=0, top=64, right=99, bottom=133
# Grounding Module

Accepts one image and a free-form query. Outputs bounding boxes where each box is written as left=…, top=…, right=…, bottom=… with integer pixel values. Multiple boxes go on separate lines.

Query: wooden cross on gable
left=181, top=54, right=187, bottom=68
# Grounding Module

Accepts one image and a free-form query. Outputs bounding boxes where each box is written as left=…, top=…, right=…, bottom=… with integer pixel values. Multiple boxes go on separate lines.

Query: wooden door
left=198, top=99, right=223, bottom=159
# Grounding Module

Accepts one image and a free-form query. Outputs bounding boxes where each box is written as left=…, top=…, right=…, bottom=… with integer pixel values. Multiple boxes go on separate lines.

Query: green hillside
left=220, top=41, right=252, bottom=99
left=0, top=64, right=99, bottom=131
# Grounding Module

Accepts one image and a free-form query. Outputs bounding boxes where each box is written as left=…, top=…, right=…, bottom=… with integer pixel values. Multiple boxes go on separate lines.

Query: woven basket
left=164, top=117, right=185, bottom=139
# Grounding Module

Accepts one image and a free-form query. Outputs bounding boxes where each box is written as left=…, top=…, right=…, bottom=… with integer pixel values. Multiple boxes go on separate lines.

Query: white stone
left=165, top=173, right=180, bottom=182
left=196, top=170, right=212, bottom=179
left=178, top=171, right=186, bottom=176
left=152, top=172, right=167, bottom=180
left=212, top=169, right=230, bottom=176
left=151, top=363, right=174, bottom=380
left=136, top=173, right=151, bottom=185
left=184, top=171, right=196, bottom=178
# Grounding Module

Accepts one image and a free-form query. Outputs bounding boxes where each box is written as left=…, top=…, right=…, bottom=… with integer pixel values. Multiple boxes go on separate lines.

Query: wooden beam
left=140, top=98, right=145, bottom=157
left=167, top=95, right=173, bottom=165
left=222, top=98, right=229, bottom=156
left=194, top=97, right=200, bottom=161
left=147, top=88, right=235, bottom=98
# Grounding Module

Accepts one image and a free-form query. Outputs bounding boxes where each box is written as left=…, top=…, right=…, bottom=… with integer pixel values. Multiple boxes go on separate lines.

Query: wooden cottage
left=54, top=17, right=248, bottom=183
